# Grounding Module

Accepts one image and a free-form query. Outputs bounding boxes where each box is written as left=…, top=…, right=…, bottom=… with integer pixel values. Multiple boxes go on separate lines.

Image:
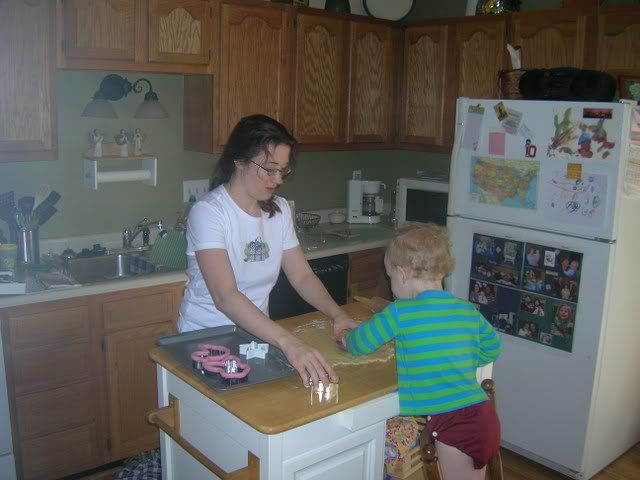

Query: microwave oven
left=395, top=177, right=449, bottom=226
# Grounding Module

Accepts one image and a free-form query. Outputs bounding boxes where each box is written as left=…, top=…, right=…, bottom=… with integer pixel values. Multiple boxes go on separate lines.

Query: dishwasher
left=268, top=254, right=349, bottom=320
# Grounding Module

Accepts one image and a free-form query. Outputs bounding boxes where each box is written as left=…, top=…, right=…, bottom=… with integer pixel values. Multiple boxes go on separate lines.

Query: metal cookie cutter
left=197, top=344, right=230, bottom=361
left=219, top=355, right=251, bottom=379
left=190, top=350, right=210, bottom=371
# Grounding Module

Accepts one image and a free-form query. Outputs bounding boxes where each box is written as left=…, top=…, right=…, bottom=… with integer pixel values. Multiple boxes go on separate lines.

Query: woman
left=178, top=114, right=356, bottom=387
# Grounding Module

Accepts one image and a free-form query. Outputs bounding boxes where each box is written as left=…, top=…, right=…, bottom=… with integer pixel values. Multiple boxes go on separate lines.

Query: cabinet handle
left=147, top=395, right=260, bottom=480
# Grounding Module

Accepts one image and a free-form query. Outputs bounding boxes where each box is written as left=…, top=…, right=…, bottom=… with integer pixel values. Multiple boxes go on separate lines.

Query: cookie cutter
left=239, top=340, right=269, bottom=360
left=190, top=350, right=210, bottom=370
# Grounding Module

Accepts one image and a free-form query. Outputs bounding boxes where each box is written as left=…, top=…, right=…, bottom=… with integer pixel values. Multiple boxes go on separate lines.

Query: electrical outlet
left=183, top=179, right=209, bottom=203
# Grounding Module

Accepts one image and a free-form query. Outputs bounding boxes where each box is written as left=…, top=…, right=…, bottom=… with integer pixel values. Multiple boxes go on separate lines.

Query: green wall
left=0, top=69, right=447, bottom=241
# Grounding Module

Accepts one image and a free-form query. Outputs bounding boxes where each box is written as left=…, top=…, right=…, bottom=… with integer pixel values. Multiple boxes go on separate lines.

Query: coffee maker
left=347, top=180, right=386, bottom=224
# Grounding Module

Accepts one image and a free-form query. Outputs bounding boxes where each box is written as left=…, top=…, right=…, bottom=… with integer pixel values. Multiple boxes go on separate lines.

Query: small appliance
left=347, top=179, right=385, bottom=224
left=395, top=176, right=449, bottom=226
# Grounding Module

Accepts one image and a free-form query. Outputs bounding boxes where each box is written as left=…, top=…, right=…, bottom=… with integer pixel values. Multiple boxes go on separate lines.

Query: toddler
left=340, top=223, right=502, bottom=479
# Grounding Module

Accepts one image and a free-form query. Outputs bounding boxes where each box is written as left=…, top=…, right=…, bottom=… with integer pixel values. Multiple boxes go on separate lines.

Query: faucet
left=122, top=218, right=165, bottom=249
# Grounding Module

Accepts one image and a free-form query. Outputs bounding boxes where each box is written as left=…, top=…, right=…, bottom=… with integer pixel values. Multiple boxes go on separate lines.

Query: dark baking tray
left=156, top=325, right=296, bottom=391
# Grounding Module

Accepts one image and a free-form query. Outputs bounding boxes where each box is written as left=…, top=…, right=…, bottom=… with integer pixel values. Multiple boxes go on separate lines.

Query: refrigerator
left=446, top=97, right=640, bottom=479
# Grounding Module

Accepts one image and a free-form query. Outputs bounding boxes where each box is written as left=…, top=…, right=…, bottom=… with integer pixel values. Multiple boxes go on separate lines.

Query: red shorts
left=424, top=400, right=501, bottom=469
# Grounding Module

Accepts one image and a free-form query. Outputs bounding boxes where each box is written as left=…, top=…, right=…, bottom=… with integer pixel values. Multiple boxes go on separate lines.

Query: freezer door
left=449, top=98, right=629, bottom=241
left=447, top=216, right=613, bottom=475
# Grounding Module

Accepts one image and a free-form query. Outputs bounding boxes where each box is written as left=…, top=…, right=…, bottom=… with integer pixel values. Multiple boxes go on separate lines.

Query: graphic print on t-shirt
left=243, top=237, right=270, bottom=262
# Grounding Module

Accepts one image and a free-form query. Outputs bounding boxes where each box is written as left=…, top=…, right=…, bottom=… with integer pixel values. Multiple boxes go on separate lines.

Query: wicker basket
left=498, top=69, right=526, bottom=99
left=296, top=212, right=320, bottom=230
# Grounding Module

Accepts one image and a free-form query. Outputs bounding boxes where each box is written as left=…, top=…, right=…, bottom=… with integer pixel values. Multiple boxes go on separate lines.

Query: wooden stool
left=419, top=379, right=504, bottom=480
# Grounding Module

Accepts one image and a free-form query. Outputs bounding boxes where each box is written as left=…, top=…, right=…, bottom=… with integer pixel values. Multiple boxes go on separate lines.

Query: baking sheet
left=156, top=325, right=295, bottom=391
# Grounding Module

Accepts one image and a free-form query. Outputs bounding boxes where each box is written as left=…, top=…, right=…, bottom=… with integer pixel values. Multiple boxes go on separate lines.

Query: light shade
left=81, top=74, right=169, bottom=119
left=82, top=98, right=118, bottom=118
left=134, top=99, right=169, bottom=119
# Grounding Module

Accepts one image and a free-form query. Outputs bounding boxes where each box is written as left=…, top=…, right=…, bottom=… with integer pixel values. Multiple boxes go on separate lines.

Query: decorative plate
left=363, top=0, right=415, bottom=21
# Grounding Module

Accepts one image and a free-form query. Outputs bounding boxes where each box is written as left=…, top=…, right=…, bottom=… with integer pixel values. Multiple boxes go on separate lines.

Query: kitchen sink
left=65, top=251, right=160, bottom=284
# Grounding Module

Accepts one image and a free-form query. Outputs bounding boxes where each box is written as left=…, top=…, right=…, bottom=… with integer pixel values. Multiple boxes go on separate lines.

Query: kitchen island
left=148, top=302, right=399, bottom=480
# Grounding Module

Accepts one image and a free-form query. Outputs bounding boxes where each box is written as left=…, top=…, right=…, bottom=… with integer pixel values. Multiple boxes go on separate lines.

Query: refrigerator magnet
left=566, top=163, right=582, bottom=179
left=525, top=139, right=537, bottom=158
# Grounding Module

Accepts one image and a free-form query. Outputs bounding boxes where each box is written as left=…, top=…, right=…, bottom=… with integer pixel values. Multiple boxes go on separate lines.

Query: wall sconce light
left=81, top=74, right=169, bottom=119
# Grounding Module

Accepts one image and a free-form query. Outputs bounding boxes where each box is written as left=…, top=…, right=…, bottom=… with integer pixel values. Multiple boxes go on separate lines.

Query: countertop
left=0, top=224, right=395, bottom=309
left=150, top=302, right=398, bottom=434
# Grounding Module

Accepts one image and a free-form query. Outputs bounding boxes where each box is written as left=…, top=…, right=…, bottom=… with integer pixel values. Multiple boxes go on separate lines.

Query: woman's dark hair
left=210, top=114, right=298, bottom=217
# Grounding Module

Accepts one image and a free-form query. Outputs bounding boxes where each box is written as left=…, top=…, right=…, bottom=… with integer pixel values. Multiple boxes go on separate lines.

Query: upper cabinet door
left=596, top=7, right=640, bottom=74
left=398, top=24, right=451, bottom=147
left=218, top=3, right=292, bottom=144
left=63, top=0, right=138, bottom=61
left=510, top=10, right=592, bottom=69
left=293, top=13, right=348, bottom=144
left=454, top=17, right=507, bottom=99
left=347, top=21, right=399, bottom=145
left=0, top=0, right=56, bottom=161
left=148, top=0, right=211, bottom=65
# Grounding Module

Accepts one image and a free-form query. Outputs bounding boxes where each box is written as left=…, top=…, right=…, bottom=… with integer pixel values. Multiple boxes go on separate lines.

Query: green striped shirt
left=345, top=290, right=502, bottom=415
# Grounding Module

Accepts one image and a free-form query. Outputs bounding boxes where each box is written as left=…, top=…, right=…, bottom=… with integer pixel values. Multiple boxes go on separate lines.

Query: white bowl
left=328, top=212, right=346, bottom=224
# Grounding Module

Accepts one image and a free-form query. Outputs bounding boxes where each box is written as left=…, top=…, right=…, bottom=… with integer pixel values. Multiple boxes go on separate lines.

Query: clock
left=363, top=0, right=415, bottom=21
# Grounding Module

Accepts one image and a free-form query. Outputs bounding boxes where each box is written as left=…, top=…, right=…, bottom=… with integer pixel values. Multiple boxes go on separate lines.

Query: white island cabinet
left=149, top=303, right=400, bottom=480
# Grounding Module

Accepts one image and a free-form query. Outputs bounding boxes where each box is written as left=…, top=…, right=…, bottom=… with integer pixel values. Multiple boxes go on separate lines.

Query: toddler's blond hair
left=385, top=223, right=454, bottom=280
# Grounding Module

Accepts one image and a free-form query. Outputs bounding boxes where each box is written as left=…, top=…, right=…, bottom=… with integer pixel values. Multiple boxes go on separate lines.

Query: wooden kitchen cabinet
left=453, top=16, right=507, bottom=100
left=348, top=248, right=391, bottom=302
left=148, top=0, right=213, bottom=65
left=62, top=0, right=138, bottom=61
left=0, top=281, right=183, bottom=479
left=509, top=9, right=594, bottom=70
left=1, top=297, right=104, bottom=480
left=293, top=12, right=349, bottom=145
left=0, top=0, right=56, bottom=162
left=59, top=0, right=215, bottom=73
left=99, top=284, right=181, bottom=461
left=596, top=6, right=640, bottom=75
left=218, top=2, right=293, bottom=145
left=398, top=23, right=455, bottom=150
left=347, top=20, right=400, bottom=145
left=104, top=322, right=175, bottom=460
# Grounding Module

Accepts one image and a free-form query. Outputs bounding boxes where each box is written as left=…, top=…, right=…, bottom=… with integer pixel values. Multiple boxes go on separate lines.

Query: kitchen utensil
left=17, top=196, right=35, bottom=226
left=0, top=191, right=15, bottom=225
left=36, top=206, right=57, bottom=226
left=32, top=190, right=60, bottom=224
left=156, top=325, right=295, bottom=391
left=33, top=184, right=52, bottom=210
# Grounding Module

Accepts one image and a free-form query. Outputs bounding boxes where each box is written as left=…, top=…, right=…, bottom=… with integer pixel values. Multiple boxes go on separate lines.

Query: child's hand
left=332, top=313, right=358, bottom=341
left=335, top=330, right=349, bottom=351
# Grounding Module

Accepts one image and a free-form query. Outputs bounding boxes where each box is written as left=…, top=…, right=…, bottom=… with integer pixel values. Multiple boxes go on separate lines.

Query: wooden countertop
left=149, top=302, right=398, bottom=434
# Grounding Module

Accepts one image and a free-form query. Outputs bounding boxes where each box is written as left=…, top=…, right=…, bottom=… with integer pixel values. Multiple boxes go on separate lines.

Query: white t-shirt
left=177, top=185, right=299, bottom=332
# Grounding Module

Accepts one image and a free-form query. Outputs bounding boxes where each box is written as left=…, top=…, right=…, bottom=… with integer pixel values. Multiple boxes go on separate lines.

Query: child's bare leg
left=435, top=440, right=486, bottom=480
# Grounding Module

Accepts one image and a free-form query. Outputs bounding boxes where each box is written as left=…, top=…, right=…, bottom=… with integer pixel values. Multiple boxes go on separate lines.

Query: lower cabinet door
left=105, top=321, right=175, bottom=460
left=282, top=423, right=385, bottom=480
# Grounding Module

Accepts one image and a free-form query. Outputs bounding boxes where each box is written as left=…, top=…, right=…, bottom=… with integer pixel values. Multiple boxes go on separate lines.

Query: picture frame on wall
left=618, top=76, right=640, bottom=102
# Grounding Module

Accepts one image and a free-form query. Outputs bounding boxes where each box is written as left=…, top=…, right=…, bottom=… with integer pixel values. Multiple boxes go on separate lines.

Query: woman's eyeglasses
left=250, top=160, right=293, bottom=179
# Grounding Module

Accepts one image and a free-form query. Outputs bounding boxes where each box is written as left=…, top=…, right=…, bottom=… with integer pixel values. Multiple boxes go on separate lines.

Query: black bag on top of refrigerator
left=519, top=68, right=616, bottom=102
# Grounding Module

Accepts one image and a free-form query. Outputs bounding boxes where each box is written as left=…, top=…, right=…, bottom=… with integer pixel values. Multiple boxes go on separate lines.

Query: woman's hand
left=279, top=335, right=338, bottom=388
